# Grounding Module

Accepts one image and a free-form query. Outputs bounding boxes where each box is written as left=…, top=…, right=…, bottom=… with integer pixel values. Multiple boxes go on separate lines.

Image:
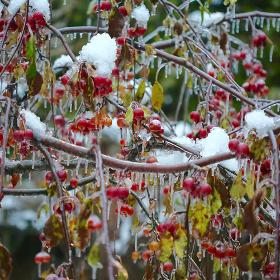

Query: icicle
left=272, top=18, right=276, bottom=29
left=253, top=17, right=257, bottom=26
left=73, top=33, right=77, bottom=39
left=67, top=154, right=70, bottom=166
left=107, top=200, right=112, bottom=220
left=134, top=233, right=138, bottom=251
left=269, top=45, right=275, bottom=62
left=79, top=33, right=83, bottom=39
left=235, top=19, right=240, bottom=33
left=117, top=200, right=121, bottom=229
left=32, top=150, right=35, bottom=169
left=256, top=164, right=261, bottom=187
left=28, top=172, right=31, bottom=182
left=63, top=0, right=67, bottom=5
left=164, top=64, right=168, bottom=78
left=266, top=18, right=271, bottom=31
left=75, top=158, right=81, bottom=177
left=54, top=37, right=58, bottom=48
left=151, top=4, right=157, bottom=16
left=175, top=64, right=179, bottom=79
left=44, top=98, right=47, bottom=109
left=260, top=46, right=264, bottom=58
left=37, top=264, right=41, bottom=278
left=91, top=266, right=97, bottom=280
left=231, top=20, right=236, bottom=34
left=244, top=18, right=249, bottom=31
left=85, top=160, right=88, bottom=174
left=277, top=18, right=280, bottom=32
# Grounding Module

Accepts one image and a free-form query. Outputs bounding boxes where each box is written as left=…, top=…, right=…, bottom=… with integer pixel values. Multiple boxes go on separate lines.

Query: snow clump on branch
left=20, top=109, right=47, bottom=140
left=197, top=127, right=239, bottom=171
left=8, top=0, right=51, bottom=20
left=79, top=33, right=117, bottom=77
left=53, top=55, right=74, bottom=73
left=245, top=110, right=275, bottom=138
left=132, top=4, right=150, bottom=27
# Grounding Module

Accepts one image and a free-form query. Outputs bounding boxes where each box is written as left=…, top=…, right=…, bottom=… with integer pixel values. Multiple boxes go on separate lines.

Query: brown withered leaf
left=236, top=243, right=267, bottom=271
left=116, top=45, right=133, bottom=71
left=207, top=174, right=230, bottom=208
left=220, top=32, right=227, bottom=54
left=76, top=199, right=93, bottom=250
left=27, top=71, right=43, bottom=96
left=243, top=189, right=266, bottom=236
left=0, top=244, right=12, bottom=280
left=108, top=7, right=125, bottom=38
left=43, top=214, right=64, bottom=247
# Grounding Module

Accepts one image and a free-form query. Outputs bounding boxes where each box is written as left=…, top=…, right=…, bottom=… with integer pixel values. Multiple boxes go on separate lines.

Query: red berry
left=32, top=11, right=46, bottom=27
left=24, top=129, right=33, bottom=140
left=60, top=74, right=70, bottom=85
left=118, top=6, right=128, bottom=16
left=183, top=178, right=195, bottom=192
left=198, top=183, right=212, bottom=197
left=54, top=115, right=65, bottom=127
left=70, top=178, right=78, bottom=189
left=163, top=186, right=170, bottom=195
left=13, top=130, right=25, bottom=142
left=190, top=111, right=201, bottom=123
left=131, top=183, right=139, bottom=192
left=163, top=262, right=173, bottom=272
left=260, top=159, right=271, bottom=175
left=100, top=1, right=111, bottom=11
left=133, top=107, right=144, bottom=121
left=228, top=139, right=240, bottom=152
left=57, top=169, right=68, bottom=182
left=45, top=171, right=53, bottom=183
left=198, top=128, right=207, bottom=139
left=34, top=251, right=51, bottom=264
left=237, top=143, right=250, bottom=157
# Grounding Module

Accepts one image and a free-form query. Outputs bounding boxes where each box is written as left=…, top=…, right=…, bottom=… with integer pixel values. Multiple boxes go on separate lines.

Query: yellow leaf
left=246, top=171, right=255, bottom=199
left=163, top=192, right=173, bottom=215
left=159, top=235, right=173, bottom=262
left=174, top=228, right=188, bottom=259
left=151, top=81, right=164, bottom=111
left=135, top=80, right=146, bottom=102
left=230, top=171, right=246, bottom=201
left=125, top=107, right=133, bottom=124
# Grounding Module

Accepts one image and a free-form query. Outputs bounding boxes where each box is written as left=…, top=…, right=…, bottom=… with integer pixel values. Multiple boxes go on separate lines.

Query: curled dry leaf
left=0, top=244, right=12, bottom=280
left=243, top=188, right=266, bottom=236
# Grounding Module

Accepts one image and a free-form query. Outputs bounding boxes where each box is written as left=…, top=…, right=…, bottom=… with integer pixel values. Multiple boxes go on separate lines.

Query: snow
left=79, top=33, right=117, bottom=77
left=154, top=149, right=189, bottom=165
left=7, top=0, right=25, bottom=15
left=20, top=109, right=47, bottom=140
left=245, top=110, right=275, bottom=138
left=53, top=55, right=73, bottom=72
left=8, top=0, right=50, bottom=20
left=132, top=4, right=150, bottom=27
left=196, top=127, right=239, bottom=171
left=30, top=0, right=50, bottom=21
left=188, top=11, right=224, bottom=27
left=0, top=2, right=4, bottom=14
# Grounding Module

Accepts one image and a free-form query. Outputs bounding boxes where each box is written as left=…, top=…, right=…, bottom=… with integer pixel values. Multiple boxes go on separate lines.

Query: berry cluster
left=106, top=186, right=129, bottom=200
left=183, top=178, right=212, bottom=198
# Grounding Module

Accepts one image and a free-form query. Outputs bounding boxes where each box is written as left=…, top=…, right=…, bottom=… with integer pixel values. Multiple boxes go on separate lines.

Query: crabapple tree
left=0, top=0, right=280, bottom=279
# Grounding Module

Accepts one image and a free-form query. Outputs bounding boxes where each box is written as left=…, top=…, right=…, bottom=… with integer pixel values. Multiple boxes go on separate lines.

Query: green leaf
left=87, top=244, right=100, bottom=267
left=26, top=35, right=36, bottom=61
left=159, top=235, right=173, bottom=262
left=230, top=171, right=246, bottom=201
left=125, top=107, right=133, bottom=124
left=151, top=81, right=164, bottom=111
left=210, top=188, right=222, bottom=214
left=174, top=228, right=187, bottom=259
left=135, top=80, right=146, bottom=102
